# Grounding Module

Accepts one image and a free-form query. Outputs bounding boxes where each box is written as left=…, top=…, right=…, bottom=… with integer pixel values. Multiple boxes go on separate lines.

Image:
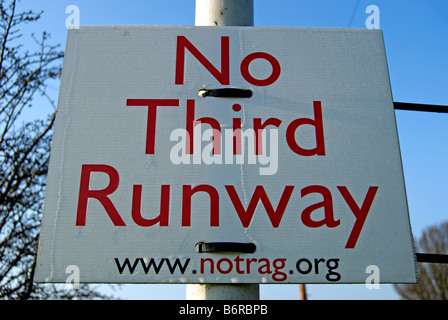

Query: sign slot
left=198, top=88, right=253, bottom=98
left=195, top=242, right=256, bottom=253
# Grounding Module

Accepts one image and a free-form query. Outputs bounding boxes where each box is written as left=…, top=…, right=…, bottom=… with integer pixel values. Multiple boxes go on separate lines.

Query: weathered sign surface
left=35, top=26, right=417, bottom=284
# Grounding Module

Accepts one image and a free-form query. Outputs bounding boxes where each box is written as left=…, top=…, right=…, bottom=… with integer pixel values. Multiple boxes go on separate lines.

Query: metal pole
left=186, top=0, right=258, bottom=300
left=195, top=0, right=254, bottom=26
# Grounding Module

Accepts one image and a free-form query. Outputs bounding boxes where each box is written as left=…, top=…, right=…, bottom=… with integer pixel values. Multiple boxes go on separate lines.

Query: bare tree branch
left=0, top=0, right=116, bottom=300
left=394, top=221, right=448, bottom=300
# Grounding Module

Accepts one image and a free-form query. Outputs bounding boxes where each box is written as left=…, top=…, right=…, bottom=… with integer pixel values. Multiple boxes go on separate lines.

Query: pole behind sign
left=186, top=0, right=259, bottom=300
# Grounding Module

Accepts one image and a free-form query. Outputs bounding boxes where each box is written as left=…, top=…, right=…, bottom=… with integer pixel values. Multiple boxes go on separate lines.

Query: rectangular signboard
left=35, top=26, right=417, bottom=284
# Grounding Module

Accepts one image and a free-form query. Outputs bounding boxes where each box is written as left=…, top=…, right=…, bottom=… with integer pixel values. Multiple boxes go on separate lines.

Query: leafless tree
left=0, top=0, right=114, bottom=299
left=394, top=221, right=448, bottom=300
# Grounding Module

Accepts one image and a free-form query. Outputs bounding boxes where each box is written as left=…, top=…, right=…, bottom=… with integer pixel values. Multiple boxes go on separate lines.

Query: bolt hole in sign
left=35, top=26, right=417, bottom=285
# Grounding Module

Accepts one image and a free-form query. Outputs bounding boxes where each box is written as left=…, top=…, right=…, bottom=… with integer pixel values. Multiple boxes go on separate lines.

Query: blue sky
left=15, top=0, right=448, bottom=300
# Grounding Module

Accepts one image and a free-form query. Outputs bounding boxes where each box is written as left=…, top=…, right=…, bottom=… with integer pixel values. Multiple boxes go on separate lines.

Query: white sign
left=35, top=26, right=417, bottom=284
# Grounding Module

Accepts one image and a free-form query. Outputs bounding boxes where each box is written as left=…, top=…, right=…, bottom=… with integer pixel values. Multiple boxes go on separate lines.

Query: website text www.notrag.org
left=114, top=256, right=341, bottom=282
